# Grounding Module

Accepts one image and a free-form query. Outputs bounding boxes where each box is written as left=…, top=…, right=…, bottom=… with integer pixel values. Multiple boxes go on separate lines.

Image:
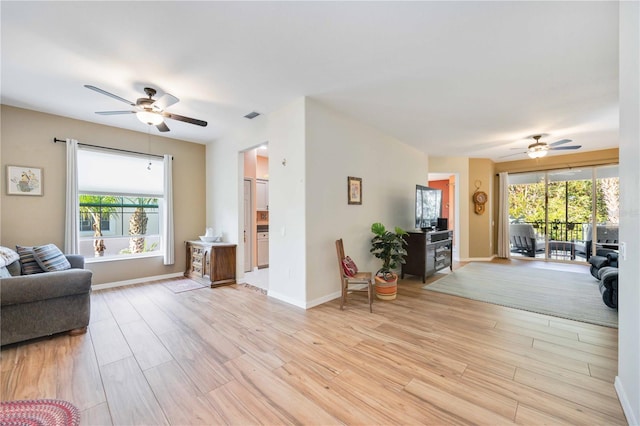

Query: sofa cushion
left=16, top=245, right=44, bottom=275
left=0, top=246, right=20, bottom=268
left=1, top=269, right=93, bottom=306
left=6, top=260, right=21, bottom=276
left=33, top=244, right=71, bottom=272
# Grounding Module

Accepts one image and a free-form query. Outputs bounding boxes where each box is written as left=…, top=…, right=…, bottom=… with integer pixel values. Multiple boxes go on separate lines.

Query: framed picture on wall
left=6, top=165, right=43, bottom=196
left=347, top=176, right=362, bottom=205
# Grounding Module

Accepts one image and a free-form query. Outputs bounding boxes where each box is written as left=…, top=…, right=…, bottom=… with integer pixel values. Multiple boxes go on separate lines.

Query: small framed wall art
left=7, top=165, right=43, bottom=196
left=347, top=176, right=362, bottom=205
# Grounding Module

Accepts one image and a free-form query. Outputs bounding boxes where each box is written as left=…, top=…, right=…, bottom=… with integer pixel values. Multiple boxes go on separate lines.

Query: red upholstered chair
left=335, top=239, right=373, bottom=312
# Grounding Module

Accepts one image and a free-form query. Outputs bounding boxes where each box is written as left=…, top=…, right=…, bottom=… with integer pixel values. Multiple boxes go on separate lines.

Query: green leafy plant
left=370, top=222, right=408, bottom=281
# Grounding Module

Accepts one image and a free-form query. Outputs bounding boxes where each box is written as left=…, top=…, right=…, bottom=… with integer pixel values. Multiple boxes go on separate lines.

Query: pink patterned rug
left=0, top=399, right=79, bottom=426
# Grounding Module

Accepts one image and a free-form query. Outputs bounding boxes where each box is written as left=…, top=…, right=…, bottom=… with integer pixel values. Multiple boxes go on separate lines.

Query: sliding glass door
left=508, top=165, right=619, bottom=263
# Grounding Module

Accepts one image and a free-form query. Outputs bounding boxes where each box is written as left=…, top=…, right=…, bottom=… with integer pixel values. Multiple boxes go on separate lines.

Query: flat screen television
left=415, top=185, right=442, bottom=231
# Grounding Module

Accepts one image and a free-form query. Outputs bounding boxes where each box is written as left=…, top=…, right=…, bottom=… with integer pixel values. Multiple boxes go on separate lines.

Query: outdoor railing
left=512, top=221, right=588, bottom=242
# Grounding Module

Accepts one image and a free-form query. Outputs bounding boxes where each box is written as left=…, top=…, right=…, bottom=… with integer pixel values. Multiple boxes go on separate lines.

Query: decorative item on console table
left=370, top=222, right=408, bottom=300
left=401, top=230, right=453, bottom=283
left=185, top=241, right=236, bottom=287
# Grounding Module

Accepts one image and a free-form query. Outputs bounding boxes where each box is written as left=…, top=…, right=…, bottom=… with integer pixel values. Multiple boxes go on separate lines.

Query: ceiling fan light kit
left=136, top=110, right=163, bottom=125
left=527, top=144, right=549, bottom=159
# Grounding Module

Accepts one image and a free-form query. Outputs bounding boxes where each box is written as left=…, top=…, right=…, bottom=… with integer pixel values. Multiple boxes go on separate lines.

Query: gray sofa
left=1, top=255, right=92, bottom=346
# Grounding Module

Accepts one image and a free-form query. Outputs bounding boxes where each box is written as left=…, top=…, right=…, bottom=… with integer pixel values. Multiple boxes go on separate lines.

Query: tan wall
left=1, top=105, right=206, bottom=285
left=468, top=158, right=495, bottom=258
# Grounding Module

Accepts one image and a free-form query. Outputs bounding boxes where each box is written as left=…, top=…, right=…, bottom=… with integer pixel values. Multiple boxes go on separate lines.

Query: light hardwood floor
left=1, top=260, right=625, bottom=425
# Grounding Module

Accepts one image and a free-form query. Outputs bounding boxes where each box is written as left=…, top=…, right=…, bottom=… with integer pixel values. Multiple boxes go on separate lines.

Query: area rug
left=0, top=399, right=79, bottom=426
left=162, top=278, right=208, bottom=293
left=423, top=262, right=618, bottom=328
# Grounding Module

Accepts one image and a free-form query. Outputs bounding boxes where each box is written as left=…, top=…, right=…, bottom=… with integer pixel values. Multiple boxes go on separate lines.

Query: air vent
left=244, top=111, right=260, bottom=119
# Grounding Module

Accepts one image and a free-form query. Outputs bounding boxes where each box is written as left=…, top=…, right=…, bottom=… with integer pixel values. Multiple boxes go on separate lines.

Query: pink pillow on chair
left=341, top=256, right=358, bottom=277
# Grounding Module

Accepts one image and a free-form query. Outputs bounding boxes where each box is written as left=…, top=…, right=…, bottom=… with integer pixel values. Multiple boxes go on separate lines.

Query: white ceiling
left=1, top=1, right=619, bottom=162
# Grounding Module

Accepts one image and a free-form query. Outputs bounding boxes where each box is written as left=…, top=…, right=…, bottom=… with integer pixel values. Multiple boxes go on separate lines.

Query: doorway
left=428, top=173, right=459, bottom=260
left=243, top=178, right=253, bottom=272
left=240, top=144, right=270, bottom=291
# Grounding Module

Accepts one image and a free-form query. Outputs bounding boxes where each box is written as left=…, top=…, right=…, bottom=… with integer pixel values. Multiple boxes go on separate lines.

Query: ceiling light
left=136, top=110, right=163, bottom=126
left=527, top=146, right=549, bottom=159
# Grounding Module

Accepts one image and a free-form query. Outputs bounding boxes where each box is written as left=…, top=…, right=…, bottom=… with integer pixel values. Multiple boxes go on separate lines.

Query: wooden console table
left=185, top=241, right=236, bottom=287
left=401, top=230, right=453, bottom=283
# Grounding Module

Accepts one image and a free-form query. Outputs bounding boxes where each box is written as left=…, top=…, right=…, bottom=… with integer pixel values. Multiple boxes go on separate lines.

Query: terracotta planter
left=374, top=275, right=398, bottom=300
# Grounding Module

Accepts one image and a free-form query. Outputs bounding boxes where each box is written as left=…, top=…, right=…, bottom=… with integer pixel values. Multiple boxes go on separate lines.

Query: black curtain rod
left=53, top=138, right=168, bottom=160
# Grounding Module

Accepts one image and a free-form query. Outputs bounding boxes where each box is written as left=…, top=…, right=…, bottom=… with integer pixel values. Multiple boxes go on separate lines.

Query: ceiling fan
left=504, top=134, right=582, bottom=159
left=84, top=85, right=207, bottom=132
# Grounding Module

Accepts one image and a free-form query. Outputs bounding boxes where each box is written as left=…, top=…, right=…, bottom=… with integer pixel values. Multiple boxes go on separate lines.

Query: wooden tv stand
left=401, top=230, right=453, bottom=283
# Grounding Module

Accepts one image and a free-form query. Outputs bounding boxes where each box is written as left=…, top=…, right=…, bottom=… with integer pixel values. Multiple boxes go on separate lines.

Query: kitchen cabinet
left=185, top=241, right=236, bottom=287
left=257, top=232, right=269, bottom=268
left=256, top=179, right=269, bottom=211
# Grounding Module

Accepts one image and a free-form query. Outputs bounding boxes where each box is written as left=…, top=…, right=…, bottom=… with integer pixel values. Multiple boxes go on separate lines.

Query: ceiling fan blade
left=551, top=145, right=582, bottom=150
left=549, top=139, right=572, bottom=147
left=162, top=112, right=207, bottom=127
left=153, top=93, right=179, bottom=110
left=85, top=85, right=135, bottom=106
left=156, top=122, right=170, bottom=132
left=95, top=110, right=136, bottom=115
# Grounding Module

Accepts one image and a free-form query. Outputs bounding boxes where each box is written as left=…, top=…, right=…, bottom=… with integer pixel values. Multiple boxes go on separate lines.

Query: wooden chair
left=335, top=239, right=373, bottom=312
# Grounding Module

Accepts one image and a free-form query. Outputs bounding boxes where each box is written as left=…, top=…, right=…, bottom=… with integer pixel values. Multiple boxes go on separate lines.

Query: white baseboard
left=306, top=291, right=342, bottom=309
left=460, top=255, right=497, bottom=262
left=92, top=272, right=184, bottom=291
left=615, top=375, right=637, bottom=426
left=266, top=290, right=307, bottom=309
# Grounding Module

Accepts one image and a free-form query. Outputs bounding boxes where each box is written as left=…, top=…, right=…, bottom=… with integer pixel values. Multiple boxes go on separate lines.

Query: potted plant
left=370, top=222, right=408, bottom=300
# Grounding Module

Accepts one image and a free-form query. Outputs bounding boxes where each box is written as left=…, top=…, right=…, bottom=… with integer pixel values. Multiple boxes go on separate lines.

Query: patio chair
left=509, top=223, right=545, bottom=258
left=575, top=224, right=619, bottom=261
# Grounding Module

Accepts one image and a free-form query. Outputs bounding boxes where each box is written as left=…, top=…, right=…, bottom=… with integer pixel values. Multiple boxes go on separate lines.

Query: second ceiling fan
left=85, top=85, right=207, bottom=132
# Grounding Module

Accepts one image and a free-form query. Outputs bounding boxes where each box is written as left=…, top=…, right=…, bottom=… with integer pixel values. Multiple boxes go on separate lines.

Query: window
left=77, top=148, right=164, bottom=259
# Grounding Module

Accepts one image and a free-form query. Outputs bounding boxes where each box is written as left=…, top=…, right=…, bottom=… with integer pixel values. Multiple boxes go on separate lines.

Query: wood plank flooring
left=1, top=260, right=625, bottom=425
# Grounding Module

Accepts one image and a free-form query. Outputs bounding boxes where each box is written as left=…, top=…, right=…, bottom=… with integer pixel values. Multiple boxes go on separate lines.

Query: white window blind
left=78, top=148, right=164, bottom=196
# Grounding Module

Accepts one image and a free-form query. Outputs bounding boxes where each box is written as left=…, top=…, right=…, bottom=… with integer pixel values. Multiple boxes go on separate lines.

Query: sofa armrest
left=66, top=255, right=85, bottom=269
left=588, top=255, right=610, bottom=269
left=1, top=269, right=92, bottom=306
left=599, top=267, right=618, bottom=287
